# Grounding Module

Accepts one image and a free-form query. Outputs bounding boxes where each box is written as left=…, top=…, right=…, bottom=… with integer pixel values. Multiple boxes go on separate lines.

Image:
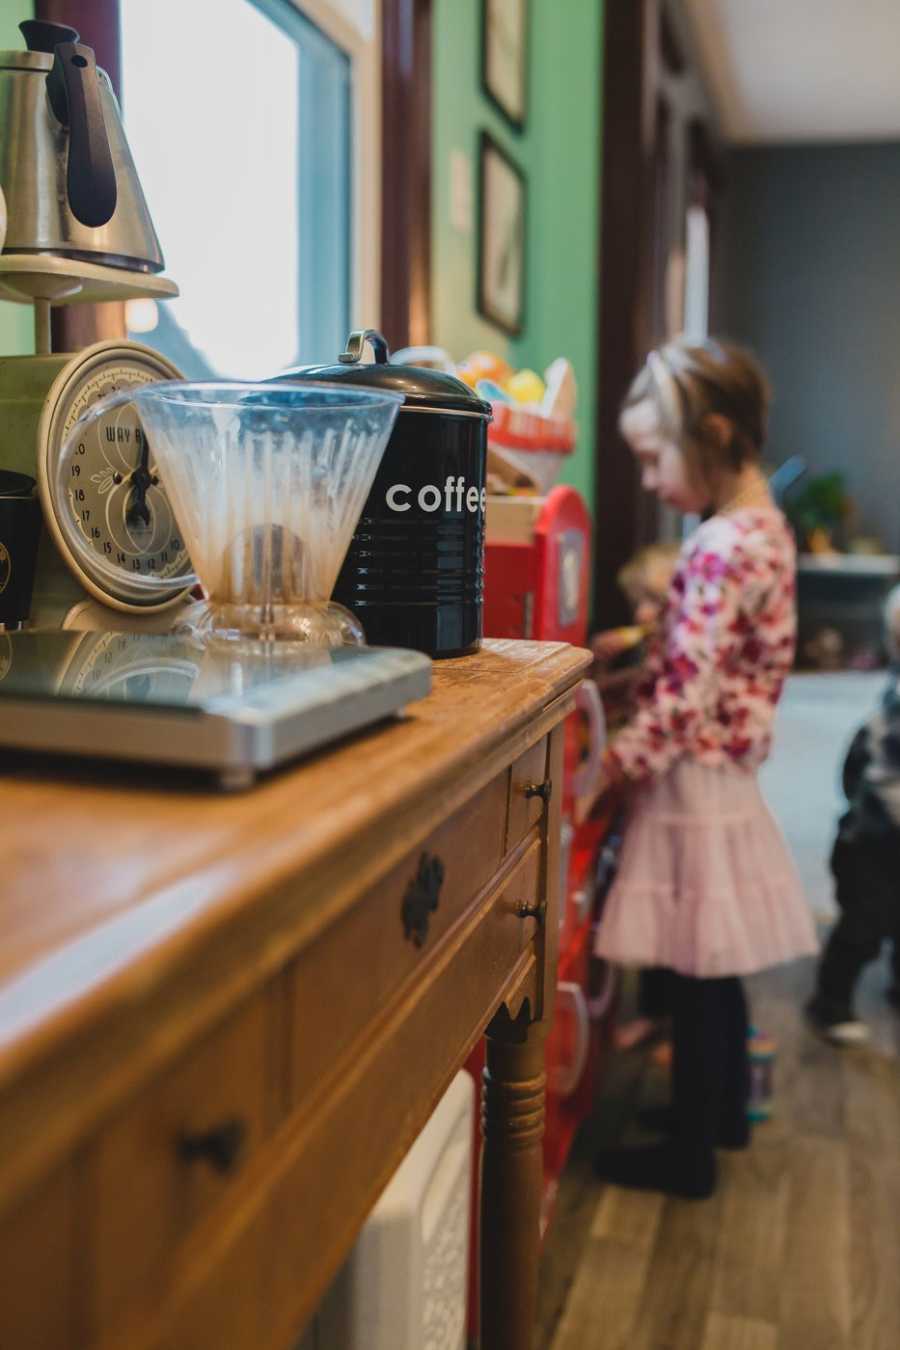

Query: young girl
left=593, top=338, right=818, bottom=1200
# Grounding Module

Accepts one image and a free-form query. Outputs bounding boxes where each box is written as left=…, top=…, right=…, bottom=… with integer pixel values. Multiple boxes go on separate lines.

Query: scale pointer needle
left=126, top=427, right=152, bottom=528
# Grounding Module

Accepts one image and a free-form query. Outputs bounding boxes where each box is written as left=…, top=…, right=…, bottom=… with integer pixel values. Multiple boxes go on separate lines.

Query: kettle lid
left=0, top=19, right=80, bottom=70
left=0, top=22, right=115, bottom=81
left=277, top=330, right=492, bottom=418
left=20, top=19, right=80, bottom=51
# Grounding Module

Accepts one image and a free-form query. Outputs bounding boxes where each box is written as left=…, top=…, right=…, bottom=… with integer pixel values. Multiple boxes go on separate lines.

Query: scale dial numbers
left=40, top=342, right=192, bottom=613
left=62, top=364, right=186, bottom=586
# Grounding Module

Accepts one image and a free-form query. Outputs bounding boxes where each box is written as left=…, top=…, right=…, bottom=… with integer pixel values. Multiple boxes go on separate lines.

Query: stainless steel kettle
left=0, top=19, right=164, bottom=273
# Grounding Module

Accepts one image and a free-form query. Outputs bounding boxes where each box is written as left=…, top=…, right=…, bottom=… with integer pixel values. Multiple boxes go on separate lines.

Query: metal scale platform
left=0, top=630, right=432, bottom=789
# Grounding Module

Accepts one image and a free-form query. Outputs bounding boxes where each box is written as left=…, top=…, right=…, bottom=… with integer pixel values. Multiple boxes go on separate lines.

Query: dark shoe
left=636, top=1104, right=676, bottom=1135
left=805, top=995, right=870, bottom=1047
left=593, top=1143, right=716, bottom=1200
left=636, top=1104, right=750, bottom=1151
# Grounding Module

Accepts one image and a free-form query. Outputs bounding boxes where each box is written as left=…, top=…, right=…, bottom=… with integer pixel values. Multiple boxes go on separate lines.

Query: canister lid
left=275, top=329, right=492, bottom=419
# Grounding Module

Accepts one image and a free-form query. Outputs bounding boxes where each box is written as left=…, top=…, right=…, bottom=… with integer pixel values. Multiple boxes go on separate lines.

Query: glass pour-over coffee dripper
left=56, top=382, right=403, bottom=645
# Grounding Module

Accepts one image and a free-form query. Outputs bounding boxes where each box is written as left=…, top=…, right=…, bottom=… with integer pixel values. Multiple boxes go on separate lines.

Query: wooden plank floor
left=536, top=948, right=900, bottom=1350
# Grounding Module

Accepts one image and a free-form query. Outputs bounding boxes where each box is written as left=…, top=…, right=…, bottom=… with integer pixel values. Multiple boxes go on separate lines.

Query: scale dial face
left=39, top=342, right=194, bottom=613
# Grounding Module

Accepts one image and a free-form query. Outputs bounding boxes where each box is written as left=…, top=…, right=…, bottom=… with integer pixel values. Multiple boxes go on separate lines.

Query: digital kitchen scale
left=0, top=630, right=432, bottom=789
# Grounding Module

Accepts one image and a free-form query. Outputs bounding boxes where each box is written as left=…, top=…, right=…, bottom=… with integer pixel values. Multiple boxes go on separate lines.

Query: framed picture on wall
left=476, top=131, right=527, bottom=337
left=481, top=0, right=529, bottom=132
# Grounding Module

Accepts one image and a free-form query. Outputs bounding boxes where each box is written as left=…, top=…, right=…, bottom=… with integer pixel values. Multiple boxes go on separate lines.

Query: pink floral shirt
left=609, top=507, right=796, bottom=781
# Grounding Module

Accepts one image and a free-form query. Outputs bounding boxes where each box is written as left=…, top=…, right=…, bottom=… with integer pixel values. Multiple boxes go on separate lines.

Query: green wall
left=0, top=1, right=34, bottom=355
left=431, top=0, right=603, bottom=511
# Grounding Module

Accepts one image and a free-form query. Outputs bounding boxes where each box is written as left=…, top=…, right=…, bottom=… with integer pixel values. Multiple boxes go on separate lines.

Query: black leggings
left=670, top=973, right=750, bottom=1180
left=637, top=966, right=671, bottom=1019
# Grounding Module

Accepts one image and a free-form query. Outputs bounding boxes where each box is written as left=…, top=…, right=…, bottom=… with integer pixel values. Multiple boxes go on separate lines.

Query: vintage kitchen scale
left=0, top=18, right=190, bottom=631
left=0, top=20, right=432, bottom=785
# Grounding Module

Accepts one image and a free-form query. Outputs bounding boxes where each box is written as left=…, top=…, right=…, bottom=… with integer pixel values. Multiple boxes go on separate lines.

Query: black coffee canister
left=274, top=330, right=492, bottom=658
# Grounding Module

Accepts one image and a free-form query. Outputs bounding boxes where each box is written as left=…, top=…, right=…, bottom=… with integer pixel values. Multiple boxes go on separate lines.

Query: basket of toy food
left=454, top=351, right=577, bottom=494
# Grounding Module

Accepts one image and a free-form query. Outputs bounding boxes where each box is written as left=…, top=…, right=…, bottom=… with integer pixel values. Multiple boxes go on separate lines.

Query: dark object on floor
left=593, top=1142, right=715, bottom=1200
left=636, top=1104, right=750, bottom=1151
left=747, top=1026, right=777, bottom=1121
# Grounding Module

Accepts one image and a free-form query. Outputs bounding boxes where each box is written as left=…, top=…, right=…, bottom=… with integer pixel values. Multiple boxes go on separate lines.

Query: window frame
left=37, top=0, right=381, bottom=354
left=272, top=0, right=382, bottom=334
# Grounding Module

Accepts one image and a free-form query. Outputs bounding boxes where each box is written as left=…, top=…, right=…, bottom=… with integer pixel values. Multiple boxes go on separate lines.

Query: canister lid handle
left=339, top=329, right=391, bottom=366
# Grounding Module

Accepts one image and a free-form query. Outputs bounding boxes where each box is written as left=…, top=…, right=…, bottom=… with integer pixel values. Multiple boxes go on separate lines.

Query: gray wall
left=714, top=142, right=900, bottom=552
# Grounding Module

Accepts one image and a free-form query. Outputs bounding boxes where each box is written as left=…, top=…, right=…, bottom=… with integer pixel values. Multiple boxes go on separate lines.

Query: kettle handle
left=46, top=41, right=117, bottom=230
left=339, top=330, right=391, bottom=366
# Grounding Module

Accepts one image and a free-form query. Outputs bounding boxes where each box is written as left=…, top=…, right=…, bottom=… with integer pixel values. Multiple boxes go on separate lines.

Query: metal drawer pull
left=402, top=852, right=445, bottom=947
left=524, top=779, right=552, bottom=805
left=178, top=1118, right=246, bottom=1174
left=516, top=899, right=547, bottom=924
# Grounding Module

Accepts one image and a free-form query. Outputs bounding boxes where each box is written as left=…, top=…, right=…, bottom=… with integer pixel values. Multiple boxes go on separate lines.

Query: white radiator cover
left=297, top=1070, right=475, bottom=1350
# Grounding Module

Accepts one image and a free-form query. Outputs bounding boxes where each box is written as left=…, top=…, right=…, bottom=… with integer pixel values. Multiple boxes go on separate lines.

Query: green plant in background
left=785, top=471, right=854, bottom=550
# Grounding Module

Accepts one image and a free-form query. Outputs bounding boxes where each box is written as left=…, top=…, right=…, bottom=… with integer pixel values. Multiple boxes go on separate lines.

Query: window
left=120, top=0, right=378, bottom=378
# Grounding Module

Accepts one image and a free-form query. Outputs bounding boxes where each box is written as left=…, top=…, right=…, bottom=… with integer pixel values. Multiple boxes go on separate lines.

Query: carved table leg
left=480, top=1005, right=548, bottom=1350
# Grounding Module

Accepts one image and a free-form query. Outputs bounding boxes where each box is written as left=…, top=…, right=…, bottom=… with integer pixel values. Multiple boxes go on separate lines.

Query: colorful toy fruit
left=456, top=367, right=479, bottom=390
left=475, top=378, right=511, bottom=404
left=505, top=368, right=546, bottom=405
left=458, top=350, right=512, bottom=386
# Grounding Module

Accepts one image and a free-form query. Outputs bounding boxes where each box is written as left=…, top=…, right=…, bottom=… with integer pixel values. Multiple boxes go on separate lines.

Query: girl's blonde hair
left=622, top=338, right=771, bottom=492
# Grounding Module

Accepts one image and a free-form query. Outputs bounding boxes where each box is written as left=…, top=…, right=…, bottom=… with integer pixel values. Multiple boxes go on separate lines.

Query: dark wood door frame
left=593, top=0, right=722, bottom=626
left=593, top=0, right=657, bottom=627
left=380, top=0, right=432, bottom=352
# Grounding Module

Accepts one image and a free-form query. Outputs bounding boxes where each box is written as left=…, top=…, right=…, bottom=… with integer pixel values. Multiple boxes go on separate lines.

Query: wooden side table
left=0, top=639, right=589, bottom=1350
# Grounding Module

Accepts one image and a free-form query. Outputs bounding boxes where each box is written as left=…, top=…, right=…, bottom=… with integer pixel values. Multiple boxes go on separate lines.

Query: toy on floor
left=747, top=1027, right=776, bottom=1122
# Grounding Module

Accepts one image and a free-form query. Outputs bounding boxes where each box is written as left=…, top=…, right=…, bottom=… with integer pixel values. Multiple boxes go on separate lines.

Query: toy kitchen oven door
left=483, top=484, right=590, bottom=646
left=483, top=481, right=607, bottom=828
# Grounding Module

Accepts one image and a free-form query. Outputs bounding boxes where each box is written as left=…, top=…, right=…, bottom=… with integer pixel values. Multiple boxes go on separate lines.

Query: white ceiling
left=683, top=0, right=900, bottom=144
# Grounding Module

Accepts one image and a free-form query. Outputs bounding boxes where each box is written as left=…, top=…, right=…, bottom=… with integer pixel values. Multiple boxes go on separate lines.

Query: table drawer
left=287, top=772, right=508, bottom=1108
left=88, top=988, right=281, bottom=1343
left=182, top=842, right=545, bottom=1350
left=507, top=735, right=550, bottom=851
left=0, top=1164, right=75, bottom=1350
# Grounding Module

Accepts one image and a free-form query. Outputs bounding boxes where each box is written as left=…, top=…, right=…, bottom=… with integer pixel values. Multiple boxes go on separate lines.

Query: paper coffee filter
left=132, top=383, right=401, bottom=611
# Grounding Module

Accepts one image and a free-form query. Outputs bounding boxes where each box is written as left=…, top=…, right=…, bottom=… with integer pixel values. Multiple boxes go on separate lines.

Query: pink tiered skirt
left=595, top=758, right=819, bottom=978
